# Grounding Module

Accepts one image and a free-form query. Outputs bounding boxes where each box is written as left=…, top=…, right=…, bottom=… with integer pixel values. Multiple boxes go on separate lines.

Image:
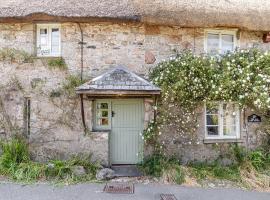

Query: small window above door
left=36, top=24, right=61, bottom=57
left=94, top=100, right=111, bottom=130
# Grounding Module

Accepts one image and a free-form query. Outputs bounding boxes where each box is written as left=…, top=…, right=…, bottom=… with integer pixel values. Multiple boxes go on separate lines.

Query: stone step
left=111, top=165, right=142, bottom=177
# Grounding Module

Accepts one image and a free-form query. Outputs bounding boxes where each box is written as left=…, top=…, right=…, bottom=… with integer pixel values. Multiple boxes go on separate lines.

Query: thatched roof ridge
left=1, top=0, right=270, bottom=31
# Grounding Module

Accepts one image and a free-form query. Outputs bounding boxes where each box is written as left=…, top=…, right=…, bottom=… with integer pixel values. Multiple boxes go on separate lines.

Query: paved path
left=0, top=182, right=269, bottom=200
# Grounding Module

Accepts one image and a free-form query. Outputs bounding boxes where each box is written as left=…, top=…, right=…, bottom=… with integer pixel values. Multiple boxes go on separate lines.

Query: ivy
left=146, top=49, right=270, bottom=149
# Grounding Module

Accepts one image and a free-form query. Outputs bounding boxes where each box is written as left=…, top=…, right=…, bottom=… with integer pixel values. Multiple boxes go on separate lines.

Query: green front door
left=110, top=99, right=144, bottom=165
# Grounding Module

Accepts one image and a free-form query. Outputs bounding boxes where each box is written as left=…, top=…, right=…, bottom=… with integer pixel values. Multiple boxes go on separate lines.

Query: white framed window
left=94, top=100, right=111, bottom=130
left=204, top=29, right=237, bottom=55
left=205, top=102, right=240, bottom=139
left=36, top=24, right=61, bottom=57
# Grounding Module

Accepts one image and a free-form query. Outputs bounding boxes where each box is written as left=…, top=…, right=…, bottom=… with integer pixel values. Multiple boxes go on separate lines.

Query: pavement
left=0, top=182, right=269, bottom=200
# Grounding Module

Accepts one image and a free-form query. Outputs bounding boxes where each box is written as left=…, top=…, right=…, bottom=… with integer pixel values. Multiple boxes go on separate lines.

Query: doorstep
left=111, top=165, right=142, bottom=177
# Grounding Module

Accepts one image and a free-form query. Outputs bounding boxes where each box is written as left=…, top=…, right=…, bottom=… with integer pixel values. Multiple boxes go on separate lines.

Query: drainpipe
left=77, top=23, right=87, bottom=133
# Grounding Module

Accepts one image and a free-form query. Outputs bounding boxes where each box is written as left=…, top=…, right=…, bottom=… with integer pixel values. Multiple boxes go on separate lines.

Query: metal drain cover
left=103, top=183, right=134, bottom=194
left=160, top=194, right=178, bottom=200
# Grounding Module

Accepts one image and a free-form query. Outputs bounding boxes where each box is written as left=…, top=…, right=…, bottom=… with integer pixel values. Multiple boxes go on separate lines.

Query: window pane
left=207, top=33, right=219, bottom=54
left=207, top=115, right=219, bottom=126
left=221, top=34, right=234, bottom=54
left=97, top=103, right=108, bottom=109
left=224, top=125, right=236, bottom=136
left=101, top=111, right=108, bottom=117
left=206, top=103, right=219, bottom=114
left=40, top=28, right=48, bottom=45
left=97, top=118, right=108, bottom=126
left=207, top=126, right=219, bottom=136
left=51, top=28, right=60, bottom=54
left=223, top=103, right=237, bottom=136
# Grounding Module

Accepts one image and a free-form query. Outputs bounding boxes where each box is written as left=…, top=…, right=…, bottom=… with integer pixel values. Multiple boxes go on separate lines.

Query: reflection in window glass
left=207, top=33, right=219, bottom=55
left=206, top=31, right=235, bottom=55
left=206, top=103, right=239, bottom=139
left=96, top=102, right=109, bottom=127
left=221, top=34, right=234, bottom=54
left=207, top=126, right=219, bottom=136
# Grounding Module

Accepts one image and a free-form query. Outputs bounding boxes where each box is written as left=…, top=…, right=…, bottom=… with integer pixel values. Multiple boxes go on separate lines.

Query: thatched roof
left=1, top=0, right=270, bottom=31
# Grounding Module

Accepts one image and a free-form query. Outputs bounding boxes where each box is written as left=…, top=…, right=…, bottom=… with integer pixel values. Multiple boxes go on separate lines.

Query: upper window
left=205, top=30, right=237, bottom=55
left=36, top=24, right=61, bottom=57
left=205, top=103, right=240, bottom=139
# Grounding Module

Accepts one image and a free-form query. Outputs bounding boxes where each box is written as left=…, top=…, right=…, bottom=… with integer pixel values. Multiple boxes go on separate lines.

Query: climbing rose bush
left=145, top=49, right=270, bottom=149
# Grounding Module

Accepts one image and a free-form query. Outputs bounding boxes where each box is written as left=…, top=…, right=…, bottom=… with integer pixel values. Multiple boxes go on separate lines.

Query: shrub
left=48, top=58, right=67, bottom=70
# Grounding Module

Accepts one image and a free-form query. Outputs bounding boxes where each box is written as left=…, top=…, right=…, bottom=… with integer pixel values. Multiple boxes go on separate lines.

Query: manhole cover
left=103, top=183, right=134, bottom=194
left=160, top=194, right=178, bottom=200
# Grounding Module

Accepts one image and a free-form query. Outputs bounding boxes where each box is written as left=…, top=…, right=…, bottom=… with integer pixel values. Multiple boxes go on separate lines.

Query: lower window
left=205, top=103, right=240, bottom=139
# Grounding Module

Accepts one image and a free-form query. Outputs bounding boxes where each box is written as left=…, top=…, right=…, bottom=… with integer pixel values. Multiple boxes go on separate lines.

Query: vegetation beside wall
left=0, top=137, right=100, bottom=184
left=47, top=57, right=67, bottom=70
left=0, top=48, right=34, bottom=64
left=139, top=145, right=270, bottom=190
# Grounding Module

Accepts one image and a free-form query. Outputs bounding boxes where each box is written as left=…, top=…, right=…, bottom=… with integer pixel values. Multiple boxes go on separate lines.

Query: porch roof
left=76, top=67, right=161, bottom=96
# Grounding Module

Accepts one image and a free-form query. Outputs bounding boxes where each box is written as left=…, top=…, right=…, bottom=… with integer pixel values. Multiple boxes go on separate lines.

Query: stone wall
left=0, top=22, right=269, bottom=164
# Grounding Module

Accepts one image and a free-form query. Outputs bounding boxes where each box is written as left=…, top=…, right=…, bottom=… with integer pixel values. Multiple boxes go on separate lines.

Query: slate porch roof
left=76, top=67, right=161, bottom=96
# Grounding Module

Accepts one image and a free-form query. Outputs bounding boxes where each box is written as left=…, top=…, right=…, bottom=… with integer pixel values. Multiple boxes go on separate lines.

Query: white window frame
left=93, top=100, right=112, bottom=130
left=204, top=29, right=238, bottom=54
left=205, top=102, right=240, bottom=140
left=36, top=24, right=61, bottom=57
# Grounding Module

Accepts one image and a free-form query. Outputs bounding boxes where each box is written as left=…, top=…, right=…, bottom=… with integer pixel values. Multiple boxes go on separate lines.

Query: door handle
left=112, top=111, right=115, bottom=117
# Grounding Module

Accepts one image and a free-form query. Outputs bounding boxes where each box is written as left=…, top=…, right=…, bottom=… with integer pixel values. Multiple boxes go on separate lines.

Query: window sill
left=36, top=56, right=62, bottom=59
left=203, top=138, right=244, bottom=144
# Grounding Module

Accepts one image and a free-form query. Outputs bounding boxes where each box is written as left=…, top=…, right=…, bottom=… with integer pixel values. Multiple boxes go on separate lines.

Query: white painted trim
left=204, top=29, right=238, bottom=54
left=204, top=102, right=240, bottom=140
left=36, top=24, right=61, bottom=57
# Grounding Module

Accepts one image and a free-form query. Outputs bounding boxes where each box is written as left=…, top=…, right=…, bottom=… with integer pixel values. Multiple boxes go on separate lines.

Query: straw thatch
left=1, top=0, right=270, bottom=31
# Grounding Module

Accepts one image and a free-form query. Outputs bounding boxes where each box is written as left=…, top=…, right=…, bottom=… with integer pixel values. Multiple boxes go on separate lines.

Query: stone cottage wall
left=0, top=22, right=269, bottom=164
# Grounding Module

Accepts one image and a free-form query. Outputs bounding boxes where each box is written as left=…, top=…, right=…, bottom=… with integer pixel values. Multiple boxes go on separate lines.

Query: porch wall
left=0, top=22, right=269, bottom=163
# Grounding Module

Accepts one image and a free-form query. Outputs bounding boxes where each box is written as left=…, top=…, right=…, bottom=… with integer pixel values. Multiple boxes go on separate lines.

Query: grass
left=188, top=162, right=241, bottom=182
left=139, top=154, right=185, bottom=184
left=0, top=137, right=101, bottom=184
left=48, top=58, right=67, bottom=70
left=62, top=74, right=86, bottom=96
left=139, top=146, right=270, bottom=190
left=0, top=48, right=34, bottom=63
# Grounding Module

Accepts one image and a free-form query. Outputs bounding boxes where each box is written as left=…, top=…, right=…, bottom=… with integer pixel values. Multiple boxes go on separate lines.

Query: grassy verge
left=0, top=137, right=101, bottom=184
left=139, top=147, right=270, bottom=190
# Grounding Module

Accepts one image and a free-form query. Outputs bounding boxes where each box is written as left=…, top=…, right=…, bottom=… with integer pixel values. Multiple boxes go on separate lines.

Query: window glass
left=37, top=25, right=60, bottom=57
left=96, top=102, right=110, bottom=127
left=207, top=33, right=219, bottom=55
left=51, top=28, right=60, bottom=55
left=206, top=103, right=219, bottom=136
left=223, top=103, right=237, bottom=136
left=206, top=31, right=235, bottom=55
left=221, top=34, right=234, bottom=54
left=206, top=103, right=239, bottom=139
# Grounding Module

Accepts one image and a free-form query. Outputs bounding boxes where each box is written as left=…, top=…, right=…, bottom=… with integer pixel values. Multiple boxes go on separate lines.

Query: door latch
left=112, top=111, right=115, bottom=117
